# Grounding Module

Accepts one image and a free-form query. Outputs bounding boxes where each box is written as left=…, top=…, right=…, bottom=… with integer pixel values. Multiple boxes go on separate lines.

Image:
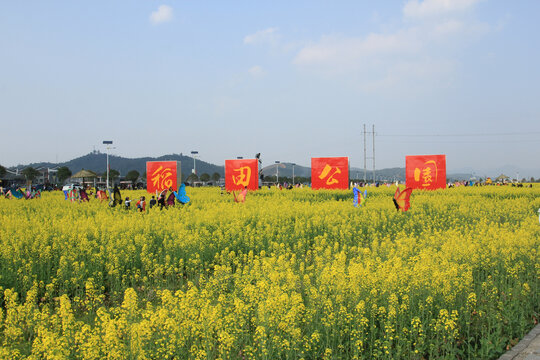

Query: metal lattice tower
left=362, top=124, right=376, bottom=183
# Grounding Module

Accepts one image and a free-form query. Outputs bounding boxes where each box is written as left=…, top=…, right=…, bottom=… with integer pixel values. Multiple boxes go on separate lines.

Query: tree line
left=0, top=164, right=223, bottom=185
left=2, top=164, right=540, bottom=185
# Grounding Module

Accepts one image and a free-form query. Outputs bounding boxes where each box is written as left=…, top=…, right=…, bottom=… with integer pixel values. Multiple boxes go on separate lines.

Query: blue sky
left=1, top=1, right=539, bottom=176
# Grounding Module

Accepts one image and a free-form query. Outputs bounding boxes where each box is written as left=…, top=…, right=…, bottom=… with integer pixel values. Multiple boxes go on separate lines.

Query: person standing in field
left=97, top=189, right=108, bottom=202
left=124, top=197, right=132, bottom=210
left=157, top=193, right=166, bottom=210
left=113, top=185, right=122, bottom=206
left=80, top=187, right=89, bottom=202
left=166, top=187, right=176, bottom=207
left=149, top=195, right=156, bottom=209
left=136, top=196, right=146, bottom=212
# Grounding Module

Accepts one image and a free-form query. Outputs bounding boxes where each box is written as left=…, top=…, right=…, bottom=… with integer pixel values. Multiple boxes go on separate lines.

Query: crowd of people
left=0, top=186, right=41, bottom=199
left=60, top=184, right=189, bottom=212
left=0, top=182, right=193, bottom=214
left=2, top=180, right=534, bottom=207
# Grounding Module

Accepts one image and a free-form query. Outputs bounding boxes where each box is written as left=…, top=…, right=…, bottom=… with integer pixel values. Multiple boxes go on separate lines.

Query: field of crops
left=0, top=186, right=538, bottom=359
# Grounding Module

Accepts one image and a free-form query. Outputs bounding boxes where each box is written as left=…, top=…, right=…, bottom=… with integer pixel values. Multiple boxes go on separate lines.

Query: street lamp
left=191, top=151, right=198, bottom=175
left=291, top=163, right=296, bottom=185
left=275, top=161, right=280, bottom=184
left=255, top=153, right=262, bottom=186
left=102, top=141, right=114, bottom=190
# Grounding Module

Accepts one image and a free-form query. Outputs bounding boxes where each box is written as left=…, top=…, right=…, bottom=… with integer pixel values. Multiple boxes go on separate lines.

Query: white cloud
left=291, top=0, right=489, bottom=91
left=244, top=28, right=279, bottom=45
left=403, top=0, right=483, bottom=19
left=432, top=20, right=464, bottom=36
left=150, top=5, right=173, bottom=25
left=359, top=58, right=456, bottom=93
left=294, top=28, right=422, bottom=67
left=248, top=65, right=265, bottom=77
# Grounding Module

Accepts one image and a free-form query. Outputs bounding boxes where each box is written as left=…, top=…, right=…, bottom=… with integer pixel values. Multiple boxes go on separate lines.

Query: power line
left=377, top=131, right=540, bottom=137
left=376, top=139, right=540, bottom=144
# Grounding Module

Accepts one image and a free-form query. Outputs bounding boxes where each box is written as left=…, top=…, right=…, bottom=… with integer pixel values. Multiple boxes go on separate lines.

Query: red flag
left=311, top=157, right=349, bottom=190
left=225, top=159, right=259, bottom=191
left=405, top=155, right=446, bottom=190
left=146, top=161, right=181, bottom=193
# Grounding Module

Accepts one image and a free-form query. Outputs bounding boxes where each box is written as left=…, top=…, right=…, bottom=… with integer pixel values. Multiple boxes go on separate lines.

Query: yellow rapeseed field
left=0, top=185, right=538, bottom=359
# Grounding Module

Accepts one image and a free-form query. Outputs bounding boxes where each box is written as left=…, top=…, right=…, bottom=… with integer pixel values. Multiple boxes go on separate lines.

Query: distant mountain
left=261, top=163, right=311, bottom=178
left=11, top=152, right=224, bottom=179
left=13, top=153, right=525, bottom=183
left=262, top=163, right=474, bottom=181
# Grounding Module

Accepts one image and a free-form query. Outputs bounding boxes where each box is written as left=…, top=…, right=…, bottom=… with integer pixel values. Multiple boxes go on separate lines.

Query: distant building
left=495, top=174, right=510, bottom=183
left=0, top=170, right=25, bottom=187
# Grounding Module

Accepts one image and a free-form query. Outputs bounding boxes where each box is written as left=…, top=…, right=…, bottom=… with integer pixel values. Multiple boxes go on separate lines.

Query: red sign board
left=146, top=161, right=182, bottom=193
left=311, top=157, right=349, bottom=190
left=406, top=155, right=446, bottom=190
left=225, top=159, right=259, bottom=191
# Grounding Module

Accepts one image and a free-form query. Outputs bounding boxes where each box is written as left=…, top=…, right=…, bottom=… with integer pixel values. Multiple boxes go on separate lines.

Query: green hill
left=11, top=154, right=474, bottom=183
left=18, top=152, right=224, bottom=180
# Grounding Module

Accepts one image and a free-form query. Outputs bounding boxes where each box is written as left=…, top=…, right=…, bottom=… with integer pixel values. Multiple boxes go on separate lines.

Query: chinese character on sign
left=225, top=159, right=258, bottom=191
left=422, top=166, right=433, bottom=186
left=318, top=164, right=342, bottom=185
left=151, top=166, right=173, bottom=189
left=232, top=166, right=251, bottom=187
left=420, top=160, right=437, bottom=187
left=146, top=161, right=180, bottom=193
left=406, top=155, right=446, bottom=190
left=414, top=163, right=435, bottom=187
left=311, top=157, right=349, bottom=190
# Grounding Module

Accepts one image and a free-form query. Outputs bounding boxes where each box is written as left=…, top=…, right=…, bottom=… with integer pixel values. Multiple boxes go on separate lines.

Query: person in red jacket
left=136, top=196, right=146, bottom=212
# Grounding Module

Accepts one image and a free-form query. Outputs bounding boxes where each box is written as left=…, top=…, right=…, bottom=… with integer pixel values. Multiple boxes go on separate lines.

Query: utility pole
left=372, top=124, right=376, bottom=184
left=102, top=141, right=114, bottom=190
left=363, top=124, right=367, bottom=182
left=362, top=124, right=376, bottom=183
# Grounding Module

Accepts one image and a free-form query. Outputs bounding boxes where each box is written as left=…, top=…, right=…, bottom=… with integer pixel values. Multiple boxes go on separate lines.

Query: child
left=136, top=196, right=146, bottom=212
left=125, top=197, right=132, bottom=210
left=149, top=195, right=156, bottom=209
